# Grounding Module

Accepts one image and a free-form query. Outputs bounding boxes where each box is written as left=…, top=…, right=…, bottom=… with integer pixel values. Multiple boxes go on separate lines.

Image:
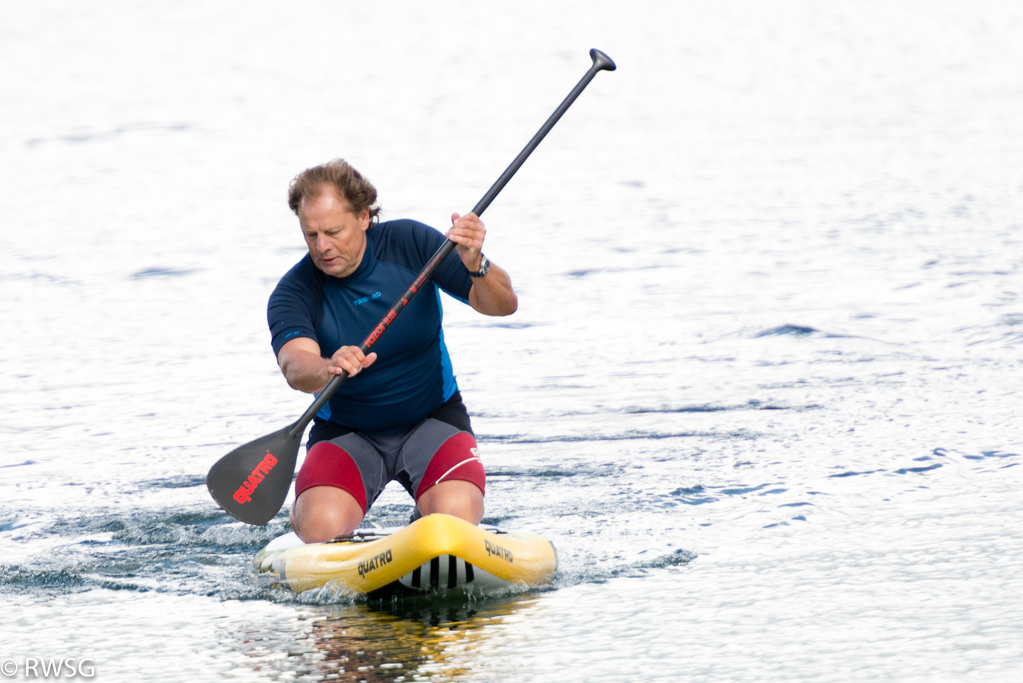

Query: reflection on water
left=232, top=595, right=539, bottom=682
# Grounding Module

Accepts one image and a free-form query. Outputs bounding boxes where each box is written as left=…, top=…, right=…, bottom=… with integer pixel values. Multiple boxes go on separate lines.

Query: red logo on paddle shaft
left=366, top=309, right=398, bottom=346
left=233, top=452, right=279, bottom=504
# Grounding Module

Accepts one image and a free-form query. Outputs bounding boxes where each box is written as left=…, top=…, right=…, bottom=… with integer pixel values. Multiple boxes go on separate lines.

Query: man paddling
left=268, top=159, right=517, bottom=543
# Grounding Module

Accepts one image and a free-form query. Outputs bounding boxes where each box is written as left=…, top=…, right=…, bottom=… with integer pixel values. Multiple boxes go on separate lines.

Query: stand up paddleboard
left=254, top=514, right=557, bottom=597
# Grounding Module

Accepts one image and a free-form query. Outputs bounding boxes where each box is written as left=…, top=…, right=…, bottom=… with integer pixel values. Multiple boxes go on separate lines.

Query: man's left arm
left=446, top=212, right=518, bottom=316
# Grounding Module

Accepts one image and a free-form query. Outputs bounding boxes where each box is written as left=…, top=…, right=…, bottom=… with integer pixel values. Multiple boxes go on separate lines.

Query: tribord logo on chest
left=352, top=291, right=382, bottom=306
left=485, top=538, right=513, bottom=563
left=358, top=549, right=393, bottom=577
left=232, top=451, right=279, bottom=504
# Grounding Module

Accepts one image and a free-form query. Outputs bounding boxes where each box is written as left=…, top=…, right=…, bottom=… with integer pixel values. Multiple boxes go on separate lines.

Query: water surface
left=2, top=1, right=1022, bottom=681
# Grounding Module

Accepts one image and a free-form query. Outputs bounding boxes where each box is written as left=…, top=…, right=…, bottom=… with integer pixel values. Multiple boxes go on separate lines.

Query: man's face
left=298, top=187, right=371, bottom=278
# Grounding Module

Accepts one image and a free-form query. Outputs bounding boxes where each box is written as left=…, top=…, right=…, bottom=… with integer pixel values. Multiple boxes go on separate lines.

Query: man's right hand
left=278, top=338, right=377, bottom=394
left=327, top=345, right=378, bottom=380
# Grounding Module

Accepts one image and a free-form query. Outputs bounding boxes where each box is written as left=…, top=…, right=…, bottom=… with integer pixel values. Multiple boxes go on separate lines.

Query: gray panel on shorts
left=325, top=432, right=387, bottom=509
left=395, top=419, right=464, bottom=495
left=326, top=419, right=464, bottom=507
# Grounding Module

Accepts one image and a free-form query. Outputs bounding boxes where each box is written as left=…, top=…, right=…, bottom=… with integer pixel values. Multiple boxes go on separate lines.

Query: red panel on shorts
left=294, top=441, right=368, bottom=513
left=415, top=431, right=486, bottom=499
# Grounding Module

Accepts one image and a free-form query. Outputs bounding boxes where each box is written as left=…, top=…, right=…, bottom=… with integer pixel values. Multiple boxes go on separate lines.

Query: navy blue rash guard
left=267, top=219, right=473, bottom=434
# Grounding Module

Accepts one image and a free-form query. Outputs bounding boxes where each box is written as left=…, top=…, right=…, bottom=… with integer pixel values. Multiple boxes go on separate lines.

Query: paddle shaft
left=287, top=49, right=616, bottom=439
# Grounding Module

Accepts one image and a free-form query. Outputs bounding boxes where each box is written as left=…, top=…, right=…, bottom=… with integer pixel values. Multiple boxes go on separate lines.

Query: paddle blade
left=206, top=424, right=302, bottom=525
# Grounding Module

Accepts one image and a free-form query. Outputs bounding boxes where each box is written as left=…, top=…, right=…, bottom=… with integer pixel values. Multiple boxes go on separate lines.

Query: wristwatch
left=468, top=254, right=490, bottom=278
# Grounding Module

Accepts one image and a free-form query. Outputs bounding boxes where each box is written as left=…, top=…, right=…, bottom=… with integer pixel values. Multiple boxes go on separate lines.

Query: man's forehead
left=298, top=187, right=352, bottom=220
left=301, top=184, right=346, bottom=207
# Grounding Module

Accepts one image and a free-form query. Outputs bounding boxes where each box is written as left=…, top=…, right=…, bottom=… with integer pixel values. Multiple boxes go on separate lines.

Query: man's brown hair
left=287, top=158, right=381, bottom=222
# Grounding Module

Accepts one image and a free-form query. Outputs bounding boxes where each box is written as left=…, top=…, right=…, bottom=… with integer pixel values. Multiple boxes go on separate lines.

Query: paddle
left=207, top=48, right=616, bottom=525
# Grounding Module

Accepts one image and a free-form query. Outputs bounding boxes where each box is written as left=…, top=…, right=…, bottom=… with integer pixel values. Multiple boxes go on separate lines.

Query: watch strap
left=468, top=254, right=490, bottom=278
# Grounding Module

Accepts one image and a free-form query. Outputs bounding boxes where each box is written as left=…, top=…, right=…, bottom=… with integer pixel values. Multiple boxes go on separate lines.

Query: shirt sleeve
left=267, top=255, right=324, bottom=358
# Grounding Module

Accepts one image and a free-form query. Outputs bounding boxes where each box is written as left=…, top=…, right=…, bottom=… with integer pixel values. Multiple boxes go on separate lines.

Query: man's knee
left=417, top=480, right=484, bottom=525
left=291, top=486, right=364, bottom=543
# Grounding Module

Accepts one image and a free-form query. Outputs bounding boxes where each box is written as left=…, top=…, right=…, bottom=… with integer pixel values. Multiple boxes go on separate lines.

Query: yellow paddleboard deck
left=254, top=514, right=557, bottom=596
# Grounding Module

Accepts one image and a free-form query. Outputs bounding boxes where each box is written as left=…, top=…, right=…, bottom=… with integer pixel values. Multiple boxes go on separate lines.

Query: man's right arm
left=277, top=338, right=377, bottom=394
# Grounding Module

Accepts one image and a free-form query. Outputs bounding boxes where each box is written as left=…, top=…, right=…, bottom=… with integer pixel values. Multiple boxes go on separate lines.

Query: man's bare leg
left=416, top=480, right=484, bottom=525
left=290, top=486, right=364, bottom=543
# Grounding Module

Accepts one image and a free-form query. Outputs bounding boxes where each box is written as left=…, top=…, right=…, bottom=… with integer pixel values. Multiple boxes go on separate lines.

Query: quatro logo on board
left=358, top=549, right=394, bottom=577
left=232, top=451, right=279, bottom=504
left=485, top=538, right=513, bottom=563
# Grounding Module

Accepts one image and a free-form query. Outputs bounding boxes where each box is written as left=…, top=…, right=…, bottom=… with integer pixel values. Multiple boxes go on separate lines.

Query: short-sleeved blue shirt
left=268, top=219, right=473, bottom=434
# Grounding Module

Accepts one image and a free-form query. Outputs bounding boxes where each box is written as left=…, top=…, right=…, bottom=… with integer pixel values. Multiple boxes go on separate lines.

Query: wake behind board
left=254, top=514, right=557, bottom=596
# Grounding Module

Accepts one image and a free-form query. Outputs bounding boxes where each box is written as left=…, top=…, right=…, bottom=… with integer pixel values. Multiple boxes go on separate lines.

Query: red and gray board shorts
left=295, top=415, right=485, bottom=513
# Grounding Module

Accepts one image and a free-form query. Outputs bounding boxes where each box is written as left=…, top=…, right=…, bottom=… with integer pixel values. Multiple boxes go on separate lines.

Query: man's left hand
left=446, top=212, right=486, bottom=272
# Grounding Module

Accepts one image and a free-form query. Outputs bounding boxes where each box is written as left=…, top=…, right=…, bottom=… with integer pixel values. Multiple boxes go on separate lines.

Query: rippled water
left=3, top=1, right=1023, bottom=681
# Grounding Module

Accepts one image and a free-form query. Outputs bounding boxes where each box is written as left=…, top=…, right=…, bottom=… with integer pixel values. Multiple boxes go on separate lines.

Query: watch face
left=471, top=255, right=490, bottom=277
